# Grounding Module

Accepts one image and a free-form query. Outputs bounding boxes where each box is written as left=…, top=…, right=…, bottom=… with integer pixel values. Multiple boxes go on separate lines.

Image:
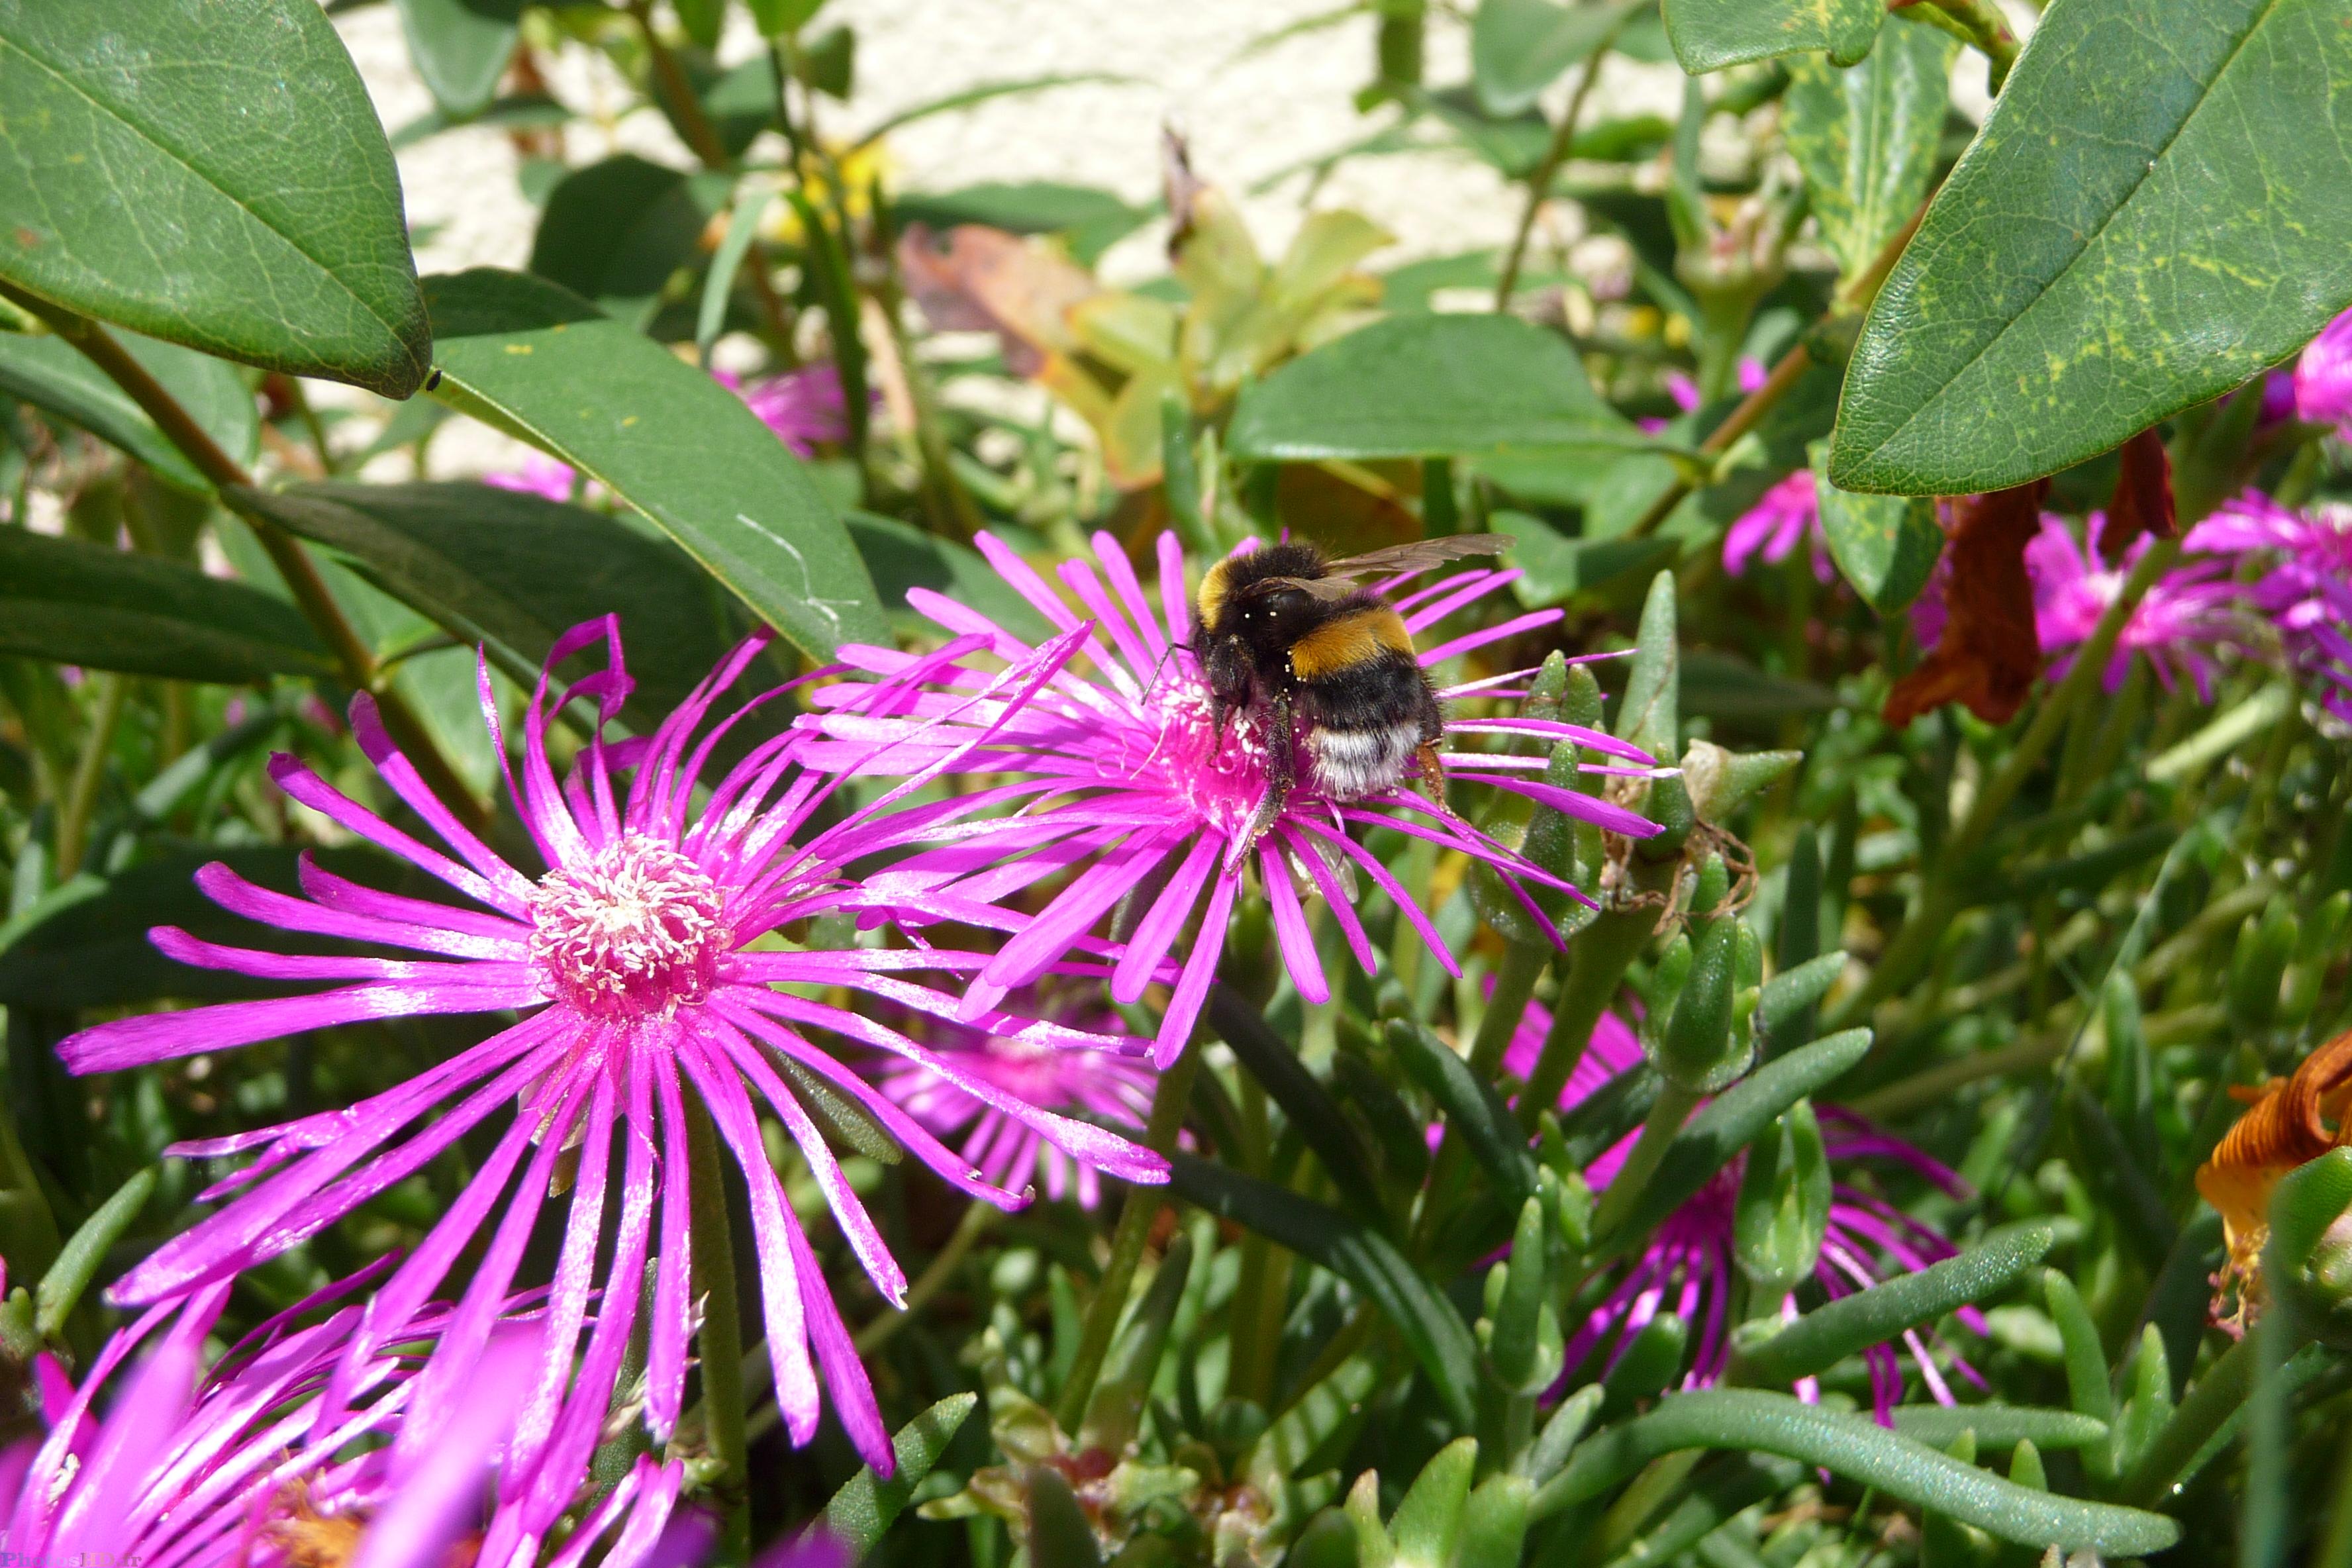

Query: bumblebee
left=1191, top=533, right=1512, bottom=851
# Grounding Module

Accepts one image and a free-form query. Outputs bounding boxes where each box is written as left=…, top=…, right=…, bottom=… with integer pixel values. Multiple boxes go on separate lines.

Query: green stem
left=1493, top=17, right=1624, bottom=309
left=1831, top=539, right=2182, bottom=1032
left=683, top=1095, right=750, bottom=1556
left=2118, top=1330, right=2259, bottom=1507
left=1921, top=0, right=2020, bottom=91
left=0, top=282, right=487, bottom=833
left=1519, top=910, right=1651, bottom=1133
left=1589, top=1081, right=1703, bottom=1240
left=1053, top=1041, right=1204, bottom=1431
left=55, top=674, right=124, bottom=879
left=1469, top=942, right=1548, bottom=1081
left=856, top=1200, right=997, bottom=1355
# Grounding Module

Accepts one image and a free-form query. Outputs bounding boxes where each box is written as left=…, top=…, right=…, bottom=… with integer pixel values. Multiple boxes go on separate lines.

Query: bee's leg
left=1413, top=739, right=1452, bottom=816
left=1237, top=691, right=1295, bottom=859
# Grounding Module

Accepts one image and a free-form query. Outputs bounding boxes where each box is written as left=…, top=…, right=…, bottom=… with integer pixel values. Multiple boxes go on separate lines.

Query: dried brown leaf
left=1883, top=479, right=2048, bottom=728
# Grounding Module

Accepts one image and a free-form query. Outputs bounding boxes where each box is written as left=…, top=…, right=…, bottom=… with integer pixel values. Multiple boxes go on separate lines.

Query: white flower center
left=528, top=836, right=727, bottom=1020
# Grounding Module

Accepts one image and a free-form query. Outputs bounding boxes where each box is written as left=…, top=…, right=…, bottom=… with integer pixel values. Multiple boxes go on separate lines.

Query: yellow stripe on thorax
left=1195, top=558, right=1236, bottom=630
left=1289, top=607, right=1414, bottom=680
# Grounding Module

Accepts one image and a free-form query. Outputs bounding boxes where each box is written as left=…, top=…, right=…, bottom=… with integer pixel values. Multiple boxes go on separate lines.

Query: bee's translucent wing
left=1318, top=534, right=1513, bottom=582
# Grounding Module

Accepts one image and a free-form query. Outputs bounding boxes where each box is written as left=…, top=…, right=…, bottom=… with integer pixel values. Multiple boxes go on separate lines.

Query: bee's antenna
left=1141, top=640, right=1187, bottom=701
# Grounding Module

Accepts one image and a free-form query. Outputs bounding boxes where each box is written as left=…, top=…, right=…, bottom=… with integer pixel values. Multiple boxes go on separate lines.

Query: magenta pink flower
left=2295, top=307, right=2352, bottom=432
left=802, top=531, right=1661, bottom=1063
left=0, top=1267, right=686, bottom=1568
left=718, top=362, right=857, bottom=456
left=482, top=453, right=579, bottom=503
left=2188, top=492, right=2352, bottom=720
left=2027, top=514, right=2251, bottom=699
left=1722, top=470, right=1830, bottom=581
left=56, top=619, right=1166, bottom=1492
left=1506, top=998, right=1980, bottom=1419
left=875, top=985, right=1158, bottom=1210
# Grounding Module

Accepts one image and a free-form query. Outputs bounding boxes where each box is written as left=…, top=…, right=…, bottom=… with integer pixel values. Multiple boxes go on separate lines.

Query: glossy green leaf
left=1738, top=1222, right=2056, bottom=1385
left=1891, top=1405, right=2109, bottom=1452
left=0, top=846, right=418, bottom=1008
left=0, top=330, right=258, bottom=494
left=1783, top=24, right=1955, bottom=279
left=821, top=1393, right=979, bottom=1555
left=421, top=269, right=885, bottom=660
left=0, top=0, right=430, bottom=396
left=1385, top=1018, right=1539, bottom=1206
left=393, top=0, right=523, bottom=119
left=1227, top=315, right=1643, bottom=462
left=0, top=528, right=326, bottom=684
left=34, top=1167, right=152, bottom=1338
left=230, top=481, right=765, bottom=733
left=1537, top=1389, right=2180, bottom=1555
left=1808, top=446, right=1943, bottom=614
left=530, top=156, right=729, bottom=330
left=1391, top=1437, right=1477, bottom=1568
left=1471, top=0, right=1635, bottom=117
left=1167, top=1150, right=1479, bottom=1427
left=1661, top=0, right=1881, bottom=73
left=1832, top=0, right=2352, bottom=495
left=1594, top=1028, right=1871, bottom=1255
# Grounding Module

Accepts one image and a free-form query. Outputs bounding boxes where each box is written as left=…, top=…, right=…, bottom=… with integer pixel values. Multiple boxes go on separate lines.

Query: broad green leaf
left=1661, top=0, right=1881, bottom=72
left=0, top=330, right=258, bottom=494
left=0, top=528, right=326, bottom=683
left=1831, top=0, right=2352, bottom=495
left=1228, top=315, right=1643, bottom=462
left=0, top=0, right=431, bottom=396
left=1537, top=1389, right=2180, bottom=1555
left=393, top=0, right=524, bottom=119
left=1808, top=447, right=1943, bottom=614
left=1594, top=1028, right=1871, bottom=1255
left=1471, top=0, right=1636, bottom=117
left=420, top=269, right=885, bottom=660
left=820, top=1393, right=979, bottom=1555
left=34, top=1167, right=153, bottom=1338
left=1167, top=1151, right=1480, bottom=1427
left=230, top=481, right=769, bottom=736
left=1737, top=1222, right=2056, bottom=1385
left=0, top=846, right=415, bottom=1008
left=1208, top=987, right=1386, bottom=1224
left=1783, top=23, right=1956, bottom=279
left=893, top=183, right=1155, bottom=268
left=846, top=512, right=1055, bottom=643
left=529, top=156, right=730, bottom=330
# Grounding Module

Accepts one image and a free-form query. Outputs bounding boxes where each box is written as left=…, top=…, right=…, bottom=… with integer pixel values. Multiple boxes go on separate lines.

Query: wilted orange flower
left=2196, top=1026, right=2352, bottom=1333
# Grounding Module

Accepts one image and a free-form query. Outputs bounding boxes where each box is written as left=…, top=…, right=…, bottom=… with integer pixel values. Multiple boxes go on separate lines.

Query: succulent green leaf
left=1781, top=25, right=1956, bottom=279
left=1734, top=1100, right=1831, bottom=1297
left=1738, top=1222, right=2055, bottom=1386
left=1166, top=1151, right=1480, bottom=1428
left=1246, top=1356, right=1382, bottom=1494
left=822, top=1393, right=981, bottom=1556
left=1755, top=954, right=1845, bottom=1052
left=393, top=0, right=524, bottom=119
left=1455, top=1473, right=1532, bottom=1568
left=0, top=0, right=430, bottom=395
left=1891, top=1406, right=2110, bottom=1452
left=1618, top=569, right=1679, bottom=754
left=1210, top=988, right=1387, bottom=1223
left=1661, top=0, right=1882, bottom=73
left=1595, top=1029, right=1872, bottom=1255
left=1227, top=315, right=1643, bottom=462
left=1538, top=1389, right=2180, bottom=1555
left=420, top=270, right=884, bottom=660
left=1385, top=1018, right=1540, bottom=1207
left=1830, top=0, right=2352, bottom=495
left=34, top=1167, right=154, bottom=1338
left=1027, top=1464, right=1105, bottom=1568
left=0, top=527, right=328, bottom=685
left=1391, top=1437, right=1477, bottom=1568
